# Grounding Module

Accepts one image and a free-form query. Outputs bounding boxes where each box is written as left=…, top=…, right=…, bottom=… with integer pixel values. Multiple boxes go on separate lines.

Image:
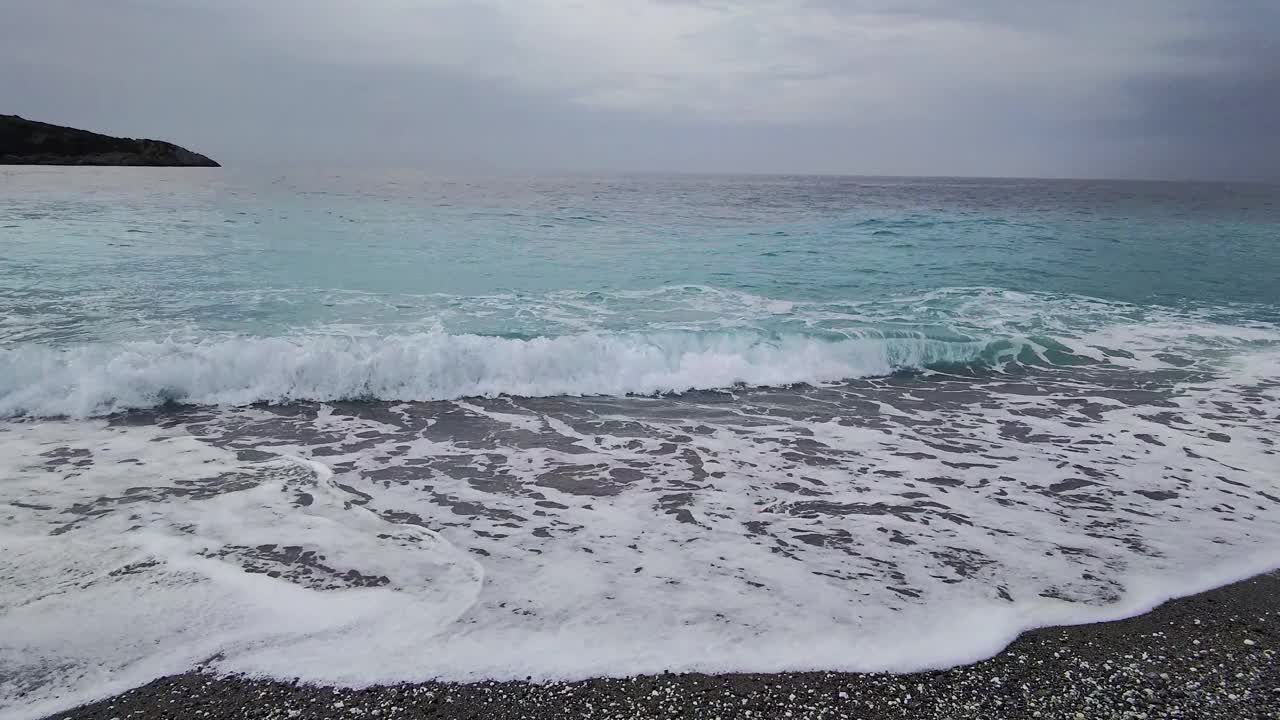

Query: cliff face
left=0, top=115, right=219, bottom=167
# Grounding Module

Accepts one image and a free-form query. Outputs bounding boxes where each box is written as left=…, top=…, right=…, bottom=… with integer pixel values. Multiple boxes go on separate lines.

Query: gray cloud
left=1, top=0, right=1275, bottom=179
left=1104, top=2, right=1280, bottom=180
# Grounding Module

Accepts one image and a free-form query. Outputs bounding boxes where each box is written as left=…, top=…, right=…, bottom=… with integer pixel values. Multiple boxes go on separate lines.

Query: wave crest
left=0, top=331, right=998, bottom=418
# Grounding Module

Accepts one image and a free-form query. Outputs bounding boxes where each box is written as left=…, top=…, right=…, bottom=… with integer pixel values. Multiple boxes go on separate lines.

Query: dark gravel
left=43, top=573, right=1280, bottom=720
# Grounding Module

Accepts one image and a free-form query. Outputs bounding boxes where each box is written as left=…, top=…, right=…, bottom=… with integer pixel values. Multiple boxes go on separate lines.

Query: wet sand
left=44, top=571, right=1279, bottom=720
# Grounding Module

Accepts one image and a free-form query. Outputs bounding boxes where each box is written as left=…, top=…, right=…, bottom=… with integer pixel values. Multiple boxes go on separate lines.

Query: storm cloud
left=1, top=0, right=1275, bottom=179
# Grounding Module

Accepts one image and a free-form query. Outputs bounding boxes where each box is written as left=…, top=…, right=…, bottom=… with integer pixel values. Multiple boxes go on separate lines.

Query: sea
left=3, top=168, right=1279, bottom=718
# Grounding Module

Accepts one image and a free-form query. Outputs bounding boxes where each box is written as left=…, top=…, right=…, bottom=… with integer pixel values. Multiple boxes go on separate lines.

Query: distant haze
left=2, top=1, right=1277, bottom=180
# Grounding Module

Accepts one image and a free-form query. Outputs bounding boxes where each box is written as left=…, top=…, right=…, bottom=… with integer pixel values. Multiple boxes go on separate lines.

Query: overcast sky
left=2, top=0, right=1276, bottom=179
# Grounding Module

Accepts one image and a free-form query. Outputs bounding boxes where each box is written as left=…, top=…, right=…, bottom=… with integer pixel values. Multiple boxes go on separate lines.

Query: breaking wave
left=0, top=329, right=1043, bottom=418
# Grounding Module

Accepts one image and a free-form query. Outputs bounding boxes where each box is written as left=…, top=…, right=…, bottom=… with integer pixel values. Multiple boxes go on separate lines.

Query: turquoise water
left=4, top=168, right=1280, bottom=717
left=2, top=168, right=1278, bottom=414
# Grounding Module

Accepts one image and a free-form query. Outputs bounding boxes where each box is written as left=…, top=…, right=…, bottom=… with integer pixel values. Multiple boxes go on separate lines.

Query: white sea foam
left=0, top=422, right=482, bottom=720
left=4, top=288, right=1280, bottom=718
left=4, top=347, right=1280, bottom=719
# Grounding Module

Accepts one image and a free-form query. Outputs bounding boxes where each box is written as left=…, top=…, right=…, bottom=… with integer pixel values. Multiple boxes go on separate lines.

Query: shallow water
left=2, top=168, right=1279, bottom=718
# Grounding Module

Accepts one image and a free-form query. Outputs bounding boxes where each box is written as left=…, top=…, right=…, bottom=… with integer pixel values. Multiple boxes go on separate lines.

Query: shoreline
left=43, top=572, right=1279, bottom=720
